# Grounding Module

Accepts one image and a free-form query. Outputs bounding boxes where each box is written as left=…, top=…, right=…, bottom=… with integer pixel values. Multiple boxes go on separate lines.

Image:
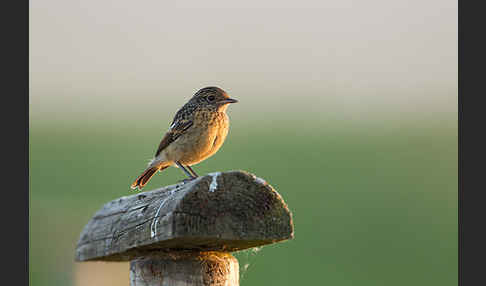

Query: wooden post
left=75, top=170, right=294, bottom=286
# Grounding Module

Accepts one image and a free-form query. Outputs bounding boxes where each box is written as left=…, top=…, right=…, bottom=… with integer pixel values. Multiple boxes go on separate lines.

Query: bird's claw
left=178, top=177, right=197, bottom=184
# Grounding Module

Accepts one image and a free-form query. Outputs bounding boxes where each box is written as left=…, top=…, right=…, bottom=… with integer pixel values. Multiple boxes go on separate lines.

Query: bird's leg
left=186, top=165, right=199, bottom=178
left=175, top=161, right=196, bottom=179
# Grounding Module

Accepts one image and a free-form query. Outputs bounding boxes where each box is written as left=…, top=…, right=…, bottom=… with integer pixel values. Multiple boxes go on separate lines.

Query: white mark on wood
left=255, top=177, right=267, bottom=185
left=209, top=172, right=221, bottom=192
left=150, top=189, right=176, bottom=238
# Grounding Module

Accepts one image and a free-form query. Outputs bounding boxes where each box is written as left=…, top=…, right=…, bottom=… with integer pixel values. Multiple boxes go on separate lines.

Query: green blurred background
left=30, top=0, right=457, bottom=285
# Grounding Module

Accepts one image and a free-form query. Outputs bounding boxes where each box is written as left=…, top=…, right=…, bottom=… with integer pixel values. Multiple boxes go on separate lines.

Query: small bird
left=131, top=86, right=238, bottom=191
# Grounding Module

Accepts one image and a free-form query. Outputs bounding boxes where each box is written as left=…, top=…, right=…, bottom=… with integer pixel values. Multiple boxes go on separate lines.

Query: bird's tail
left=131, top=165, right=169, bottom=191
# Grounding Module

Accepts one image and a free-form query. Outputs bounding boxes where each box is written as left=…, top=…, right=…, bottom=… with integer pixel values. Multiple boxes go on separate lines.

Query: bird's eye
left=207, top=95, right=215, bottom=101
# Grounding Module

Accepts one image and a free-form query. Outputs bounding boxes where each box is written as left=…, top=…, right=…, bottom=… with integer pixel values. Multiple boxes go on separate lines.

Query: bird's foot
left=178, top=177, right=197, bottom=184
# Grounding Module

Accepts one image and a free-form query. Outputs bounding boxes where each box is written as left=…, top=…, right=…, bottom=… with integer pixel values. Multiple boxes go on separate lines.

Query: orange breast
left=163, top=112, right=230, bottom=166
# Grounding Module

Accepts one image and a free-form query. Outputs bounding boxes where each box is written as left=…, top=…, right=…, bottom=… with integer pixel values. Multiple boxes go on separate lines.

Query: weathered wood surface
left=130, top=252, right=239, bottom=286
left=75, top=170, right=294, bottom=262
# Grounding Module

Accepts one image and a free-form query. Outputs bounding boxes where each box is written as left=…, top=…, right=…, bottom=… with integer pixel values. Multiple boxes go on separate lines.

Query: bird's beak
left=219, top=98, right=238, bottom=104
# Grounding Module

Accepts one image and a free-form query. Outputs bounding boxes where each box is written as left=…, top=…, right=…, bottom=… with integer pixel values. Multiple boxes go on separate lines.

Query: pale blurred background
left=30, top=0, right=457, bottom=285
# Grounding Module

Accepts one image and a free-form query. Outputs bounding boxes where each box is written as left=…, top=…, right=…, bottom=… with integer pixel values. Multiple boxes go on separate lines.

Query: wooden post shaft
left=130, top=252, right=239, bottom=286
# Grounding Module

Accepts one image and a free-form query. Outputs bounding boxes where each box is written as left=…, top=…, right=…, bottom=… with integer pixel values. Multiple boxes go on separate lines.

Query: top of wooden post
left=75, top=170, right=294, bottom=262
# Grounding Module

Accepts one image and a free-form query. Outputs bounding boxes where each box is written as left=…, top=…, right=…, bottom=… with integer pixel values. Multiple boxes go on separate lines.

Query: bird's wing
left=154, top=102, right=197, bottom=157
left=154, top=119, right=193, bottom=157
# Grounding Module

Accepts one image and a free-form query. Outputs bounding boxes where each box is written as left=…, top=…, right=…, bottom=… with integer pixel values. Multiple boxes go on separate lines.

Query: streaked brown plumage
left=131, top=87, right=238, bottom=191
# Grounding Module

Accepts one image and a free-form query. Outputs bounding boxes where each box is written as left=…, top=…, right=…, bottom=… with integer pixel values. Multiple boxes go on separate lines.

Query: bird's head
left=192, top=86, right=238, bottom=112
